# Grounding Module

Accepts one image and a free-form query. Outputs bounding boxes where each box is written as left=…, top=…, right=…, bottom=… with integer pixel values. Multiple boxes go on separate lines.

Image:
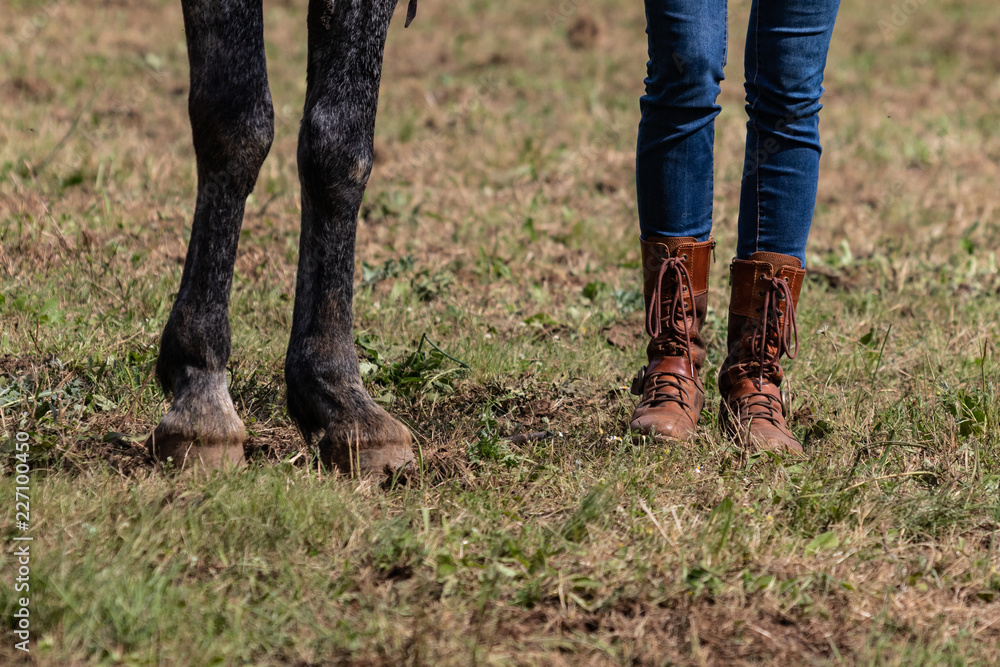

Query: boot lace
left=750, top=276, right=799, bottom=384
left=632, top=256, right=698, bottom=408
left=646, top=256, right=697, bottom=376
left=733, top=276, right=799, bottom=427
left=631, top=365, right=691, bottom=407
left=732, top=390, right=786, bottom=428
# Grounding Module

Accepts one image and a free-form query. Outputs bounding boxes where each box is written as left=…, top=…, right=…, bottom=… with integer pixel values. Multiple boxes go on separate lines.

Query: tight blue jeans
left=636, top=0, right=840, bottom=265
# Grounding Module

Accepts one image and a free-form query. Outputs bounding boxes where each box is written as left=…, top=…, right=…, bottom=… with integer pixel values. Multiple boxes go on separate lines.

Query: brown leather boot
left=629, top=236, right=715, bottom=440
left=718, top=252, right=805, bottom=454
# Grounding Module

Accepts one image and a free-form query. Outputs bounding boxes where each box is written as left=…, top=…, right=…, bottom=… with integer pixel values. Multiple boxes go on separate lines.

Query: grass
left=2, top=0, right=1000, bottom=663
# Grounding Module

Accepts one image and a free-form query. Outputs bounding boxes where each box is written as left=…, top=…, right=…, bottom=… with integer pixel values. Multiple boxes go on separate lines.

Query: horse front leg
left=284, top=0, right=414, bottom=476
left=148, top=0, right=273, bottom=469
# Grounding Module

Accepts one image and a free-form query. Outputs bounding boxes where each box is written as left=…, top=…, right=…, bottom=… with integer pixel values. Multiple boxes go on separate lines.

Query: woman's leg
left=637, top=0, right=728, bottom=241
left=738, top=0, right=841, bottom=263
left=629, top=0, right=727, bottom=441
left=719, top=0, right=840, bottom=454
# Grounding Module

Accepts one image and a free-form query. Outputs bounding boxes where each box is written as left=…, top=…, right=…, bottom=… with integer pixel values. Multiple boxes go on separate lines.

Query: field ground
left=2, top=0, right=1000, bottom=664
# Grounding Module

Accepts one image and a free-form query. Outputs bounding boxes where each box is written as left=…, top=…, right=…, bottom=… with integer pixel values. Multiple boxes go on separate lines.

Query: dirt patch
left=3, top=76, right=55, bottom=102
left=0, top=354, right=48, bottom=377
left=567, top=16, right=601, bottom=50
left=88, top=435, right=156, bottom=476
left=486, top=596, right=855, bottom=665
left=244, top=424, right=308, bottom=463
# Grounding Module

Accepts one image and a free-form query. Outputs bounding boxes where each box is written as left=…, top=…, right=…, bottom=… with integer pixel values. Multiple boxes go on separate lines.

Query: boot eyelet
left=757, top=291, right=764, bottom=297
left=754, top=307, right=762, bottom=313
left=681, top=254, right=688, bottom=260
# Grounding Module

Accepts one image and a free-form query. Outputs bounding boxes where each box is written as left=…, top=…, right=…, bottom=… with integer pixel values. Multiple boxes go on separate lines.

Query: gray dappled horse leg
left=149, top=0, right=273, bottom=469
left=284, top=0, right=414, bottom=476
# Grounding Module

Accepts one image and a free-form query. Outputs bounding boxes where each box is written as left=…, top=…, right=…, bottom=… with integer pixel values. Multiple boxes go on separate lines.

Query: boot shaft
left=640, top=236, right=715, bottom=368
left=720, top=252, right=805, bottom=393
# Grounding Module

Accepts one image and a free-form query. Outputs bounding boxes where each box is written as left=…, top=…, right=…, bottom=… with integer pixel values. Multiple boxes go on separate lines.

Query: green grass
left=2, top=0, right=1000, bottom=664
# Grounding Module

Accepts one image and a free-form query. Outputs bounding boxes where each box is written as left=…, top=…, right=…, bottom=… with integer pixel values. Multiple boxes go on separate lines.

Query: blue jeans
left=636, top=0, right=840, bottom=265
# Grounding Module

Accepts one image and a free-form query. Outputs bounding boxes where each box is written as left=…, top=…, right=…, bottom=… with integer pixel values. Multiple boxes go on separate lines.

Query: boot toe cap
left=748, top=427, right=804, bottom=456
left=629, top=412, right=697, bottom=442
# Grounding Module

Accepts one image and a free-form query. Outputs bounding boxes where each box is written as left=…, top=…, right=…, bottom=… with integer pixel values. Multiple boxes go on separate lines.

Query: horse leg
left=284, top=0, right=414, bottom=476
left=148, top=0, right=273, bottom=469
